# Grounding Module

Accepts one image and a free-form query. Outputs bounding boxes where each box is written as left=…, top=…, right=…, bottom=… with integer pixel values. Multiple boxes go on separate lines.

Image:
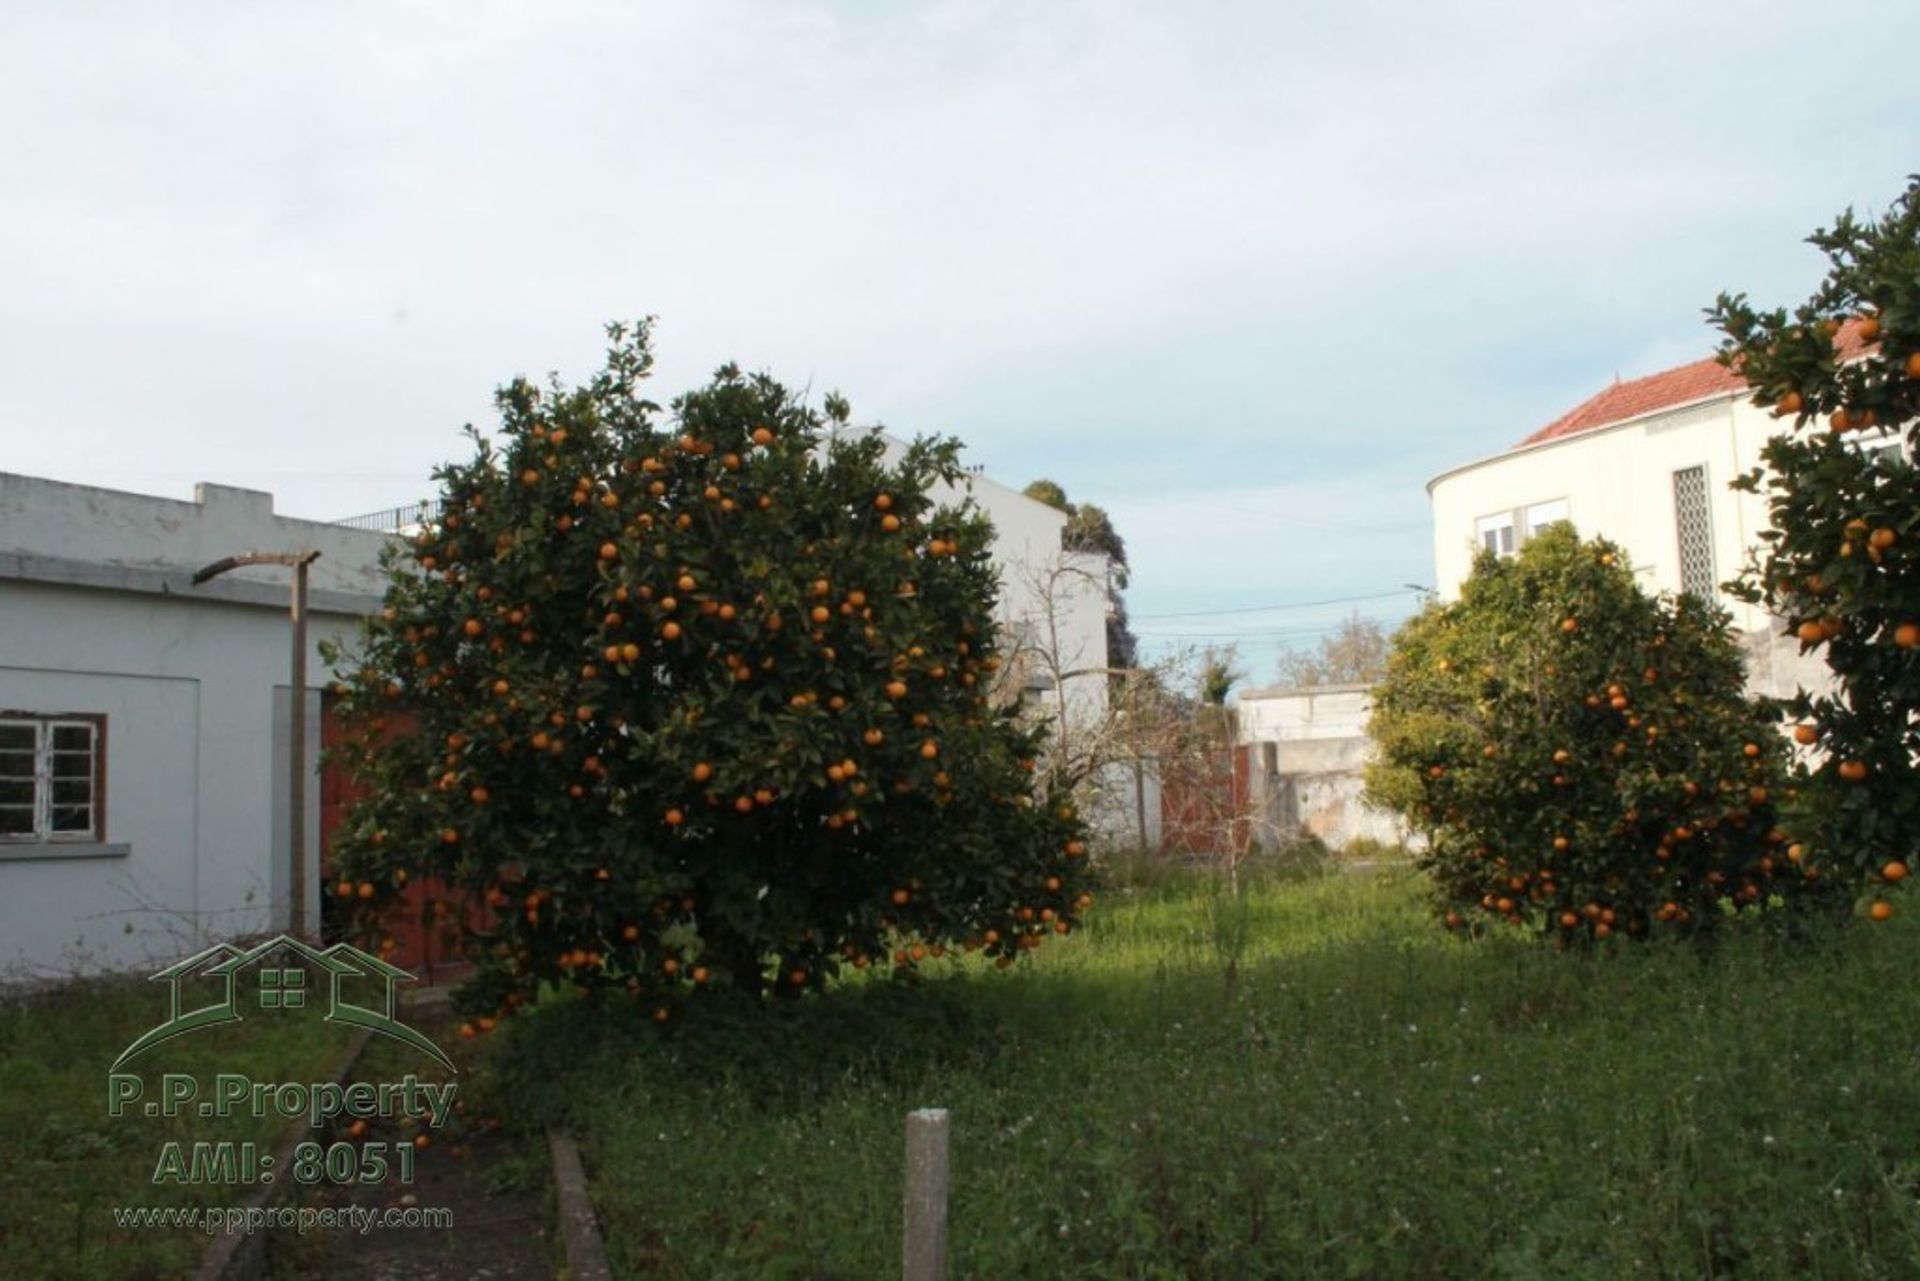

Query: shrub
left=1709, top=176, right=1920, bottom=914
left=1338, top=836, right=1413, bottom=864
left=1260, top=832, right=1334, bottom=881
left=1365, top=526, right=1829, bottom=941
left=321, top=323, right=1093, bottom=1018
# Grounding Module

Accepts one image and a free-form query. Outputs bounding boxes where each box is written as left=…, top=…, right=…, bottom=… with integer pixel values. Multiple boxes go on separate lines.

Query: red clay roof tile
left=1514, top=319, right=1875, bottom=449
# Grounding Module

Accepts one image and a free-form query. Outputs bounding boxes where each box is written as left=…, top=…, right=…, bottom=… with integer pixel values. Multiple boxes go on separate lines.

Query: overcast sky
left=4, top=1, right=1917, bottom=672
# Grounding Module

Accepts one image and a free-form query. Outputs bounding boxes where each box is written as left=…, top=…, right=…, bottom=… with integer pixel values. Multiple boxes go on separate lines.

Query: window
left=1476, top=513, right=1516, bottom=557
left=1672, top=466, right=1716, bottom=601
left=1525, top=498, right=1570, bottom=537
left=1858, top=431, right=1907, bottom=467
left=1477, top=501, right=1568, bottom=558
left=0, top=714, right=105, bottom=843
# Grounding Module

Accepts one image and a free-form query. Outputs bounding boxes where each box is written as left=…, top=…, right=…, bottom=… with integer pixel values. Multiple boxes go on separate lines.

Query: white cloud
left=0, top=0, right=1915, bottom=604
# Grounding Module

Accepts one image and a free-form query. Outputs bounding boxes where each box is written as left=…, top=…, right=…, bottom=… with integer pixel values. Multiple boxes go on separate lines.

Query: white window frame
left=0, top=715, right=103, bottom=844
left=1477, top=499, right=1572, bottom=560
left=1475, top=513, right=1516, bottom=557
left=1524, top=498, right=1570, bottom=538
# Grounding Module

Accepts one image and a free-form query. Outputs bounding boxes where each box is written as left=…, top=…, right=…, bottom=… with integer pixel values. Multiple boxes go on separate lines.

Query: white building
left=0, top=449, right=1111, bottom=977
left=0, top=476, right=388, bottom=977
left=1426, top=327, right=1890, bottom=699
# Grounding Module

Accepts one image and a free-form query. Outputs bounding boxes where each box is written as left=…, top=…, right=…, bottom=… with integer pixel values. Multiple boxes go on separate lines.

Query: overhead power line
left=1131, top=587, right=1422, bottom=622
left=1131, top=624, right=1356, bottom=641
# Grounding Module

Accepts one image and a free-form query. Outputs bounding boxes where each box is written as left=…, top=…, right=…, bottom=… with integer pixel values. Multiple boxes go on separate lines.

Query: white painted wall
left=1237, top=683, right=1373, bottom=743
left=0, top=476, right=387, bottom=977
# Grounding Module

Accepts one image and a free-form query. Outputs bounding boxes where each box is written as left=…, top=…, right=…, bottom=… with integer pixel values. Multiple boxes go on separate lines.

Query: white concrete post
left=903, top=1108, right=950, bottom=1281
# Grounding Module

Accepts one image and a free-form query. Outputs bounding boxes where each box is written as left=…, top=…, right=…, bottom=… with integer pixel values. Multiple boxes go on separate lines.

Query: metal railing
left=332, top=499, right=444, bottom=534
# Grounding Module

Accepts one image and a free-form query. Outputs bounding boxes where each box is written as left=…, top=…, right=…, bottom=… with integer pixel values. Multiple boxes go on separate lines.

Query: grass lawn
left=0, top=973, right=347, bottom=1281
left=493, top=866, right=1920, bottom=1279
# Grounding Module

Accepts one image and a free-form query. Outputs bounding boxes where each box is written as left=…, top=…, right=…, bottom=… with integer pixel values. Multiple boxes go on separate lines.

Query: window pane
left=1527, top=499, right=1569, bottom=535
left=51, top=724, right=93, bottom=753
left=0, top=805, right=34, bottom=835
left=52, top=778, right=91, bottom=806
left=51, top=752, right=93, bottom=782
left=0, top=724, right=32, bottom=753
left=51, top=804, right=92, bottom=833
left=0, top=751, right=33, bottom=781
left=1476, top=514, right=1516, bottom=557
left=0, top=779, right=33, bottom=807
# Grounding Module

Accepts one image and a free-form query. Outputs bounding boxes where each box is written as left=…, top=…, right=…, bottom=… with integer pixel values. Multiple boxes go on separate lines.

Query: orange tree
left=320, top=323, right=1092, bottom=1018
left=1709, top=175, right=1920, bottom=915
left=1365, top=526, right=1829, bottom=942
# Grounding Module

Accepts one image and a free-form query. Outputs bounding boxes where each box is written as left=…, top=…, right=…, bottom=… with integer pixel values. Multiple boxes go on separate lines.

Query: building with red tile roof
left=1426, top=321, right=1894, bottom=701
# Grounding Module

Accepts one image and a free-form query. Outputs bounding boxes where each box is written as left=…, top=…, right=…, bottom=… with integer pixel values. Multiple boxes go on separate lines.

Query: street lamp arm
left=192, top=550, right=321, bottom=585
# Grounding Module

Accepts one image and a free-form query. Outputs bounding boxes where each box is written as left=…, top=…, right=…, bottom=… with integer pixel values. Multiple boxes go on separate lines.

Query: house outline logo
left=110, top=935, right=455, bottom=1073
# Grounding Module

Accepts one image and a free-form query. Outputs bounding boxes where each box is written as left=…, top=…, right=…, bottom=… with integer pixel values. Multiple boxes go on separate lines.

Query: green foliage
left=1366, top=526, right=1828, bottom=941
left=321, top=322, right=1092, bottom=1016
left=1338, top=835, right=1413, bottom=864
left=1020, top=479, right=1129, bottom=580
left=0, top=976, right=344, bottom=1281
left=486, top=872, right=1920, bottom=1278
left=1198, top=647, right=1242, bottom=707
left=1020, top=478, right=1070, bottom=512
left=1709, top=175, right=1920, bottom=898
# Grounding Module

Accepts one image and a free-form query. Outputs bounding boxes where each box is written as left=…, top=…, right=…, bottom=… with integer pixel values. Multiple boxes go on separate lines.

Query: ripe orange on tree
left=320, top=321, right=1090, bottom=1012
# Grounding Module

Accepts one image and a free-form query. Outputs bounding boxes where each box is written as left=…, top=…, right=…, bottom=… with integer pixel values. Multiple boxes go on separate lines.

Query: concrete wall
left=1, top=474, right=392, bottom=607
left=1234, top=683, right=1408, bottom=851
left=0, top=476, right=387, bottom=977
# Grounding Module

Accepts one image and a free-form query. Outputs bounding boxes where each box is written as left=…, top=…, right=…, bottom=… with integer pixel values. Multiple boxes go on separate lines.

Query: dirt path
left=265, top=1003, right=558, bottom=1280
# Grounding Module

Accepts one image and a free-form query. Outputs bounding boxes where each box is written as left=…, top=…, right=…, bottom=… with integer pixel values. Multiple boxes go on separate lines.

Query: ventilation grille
left=1672, top=465, right=1715, bottom=601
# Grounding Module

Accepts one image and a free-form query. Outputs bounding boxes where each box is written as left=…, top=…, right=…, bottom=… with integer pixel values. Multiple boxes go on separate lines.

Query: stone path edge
left=548, top=1130, right=614, bottom=1281
left=191, top=1025, right=376, bottom=1281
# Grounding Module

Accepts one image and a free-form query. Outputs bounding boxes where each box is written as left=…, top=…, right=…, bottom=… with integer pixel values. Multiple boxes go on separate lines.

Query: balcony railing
left=333, top=499, right=444, bottom=534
